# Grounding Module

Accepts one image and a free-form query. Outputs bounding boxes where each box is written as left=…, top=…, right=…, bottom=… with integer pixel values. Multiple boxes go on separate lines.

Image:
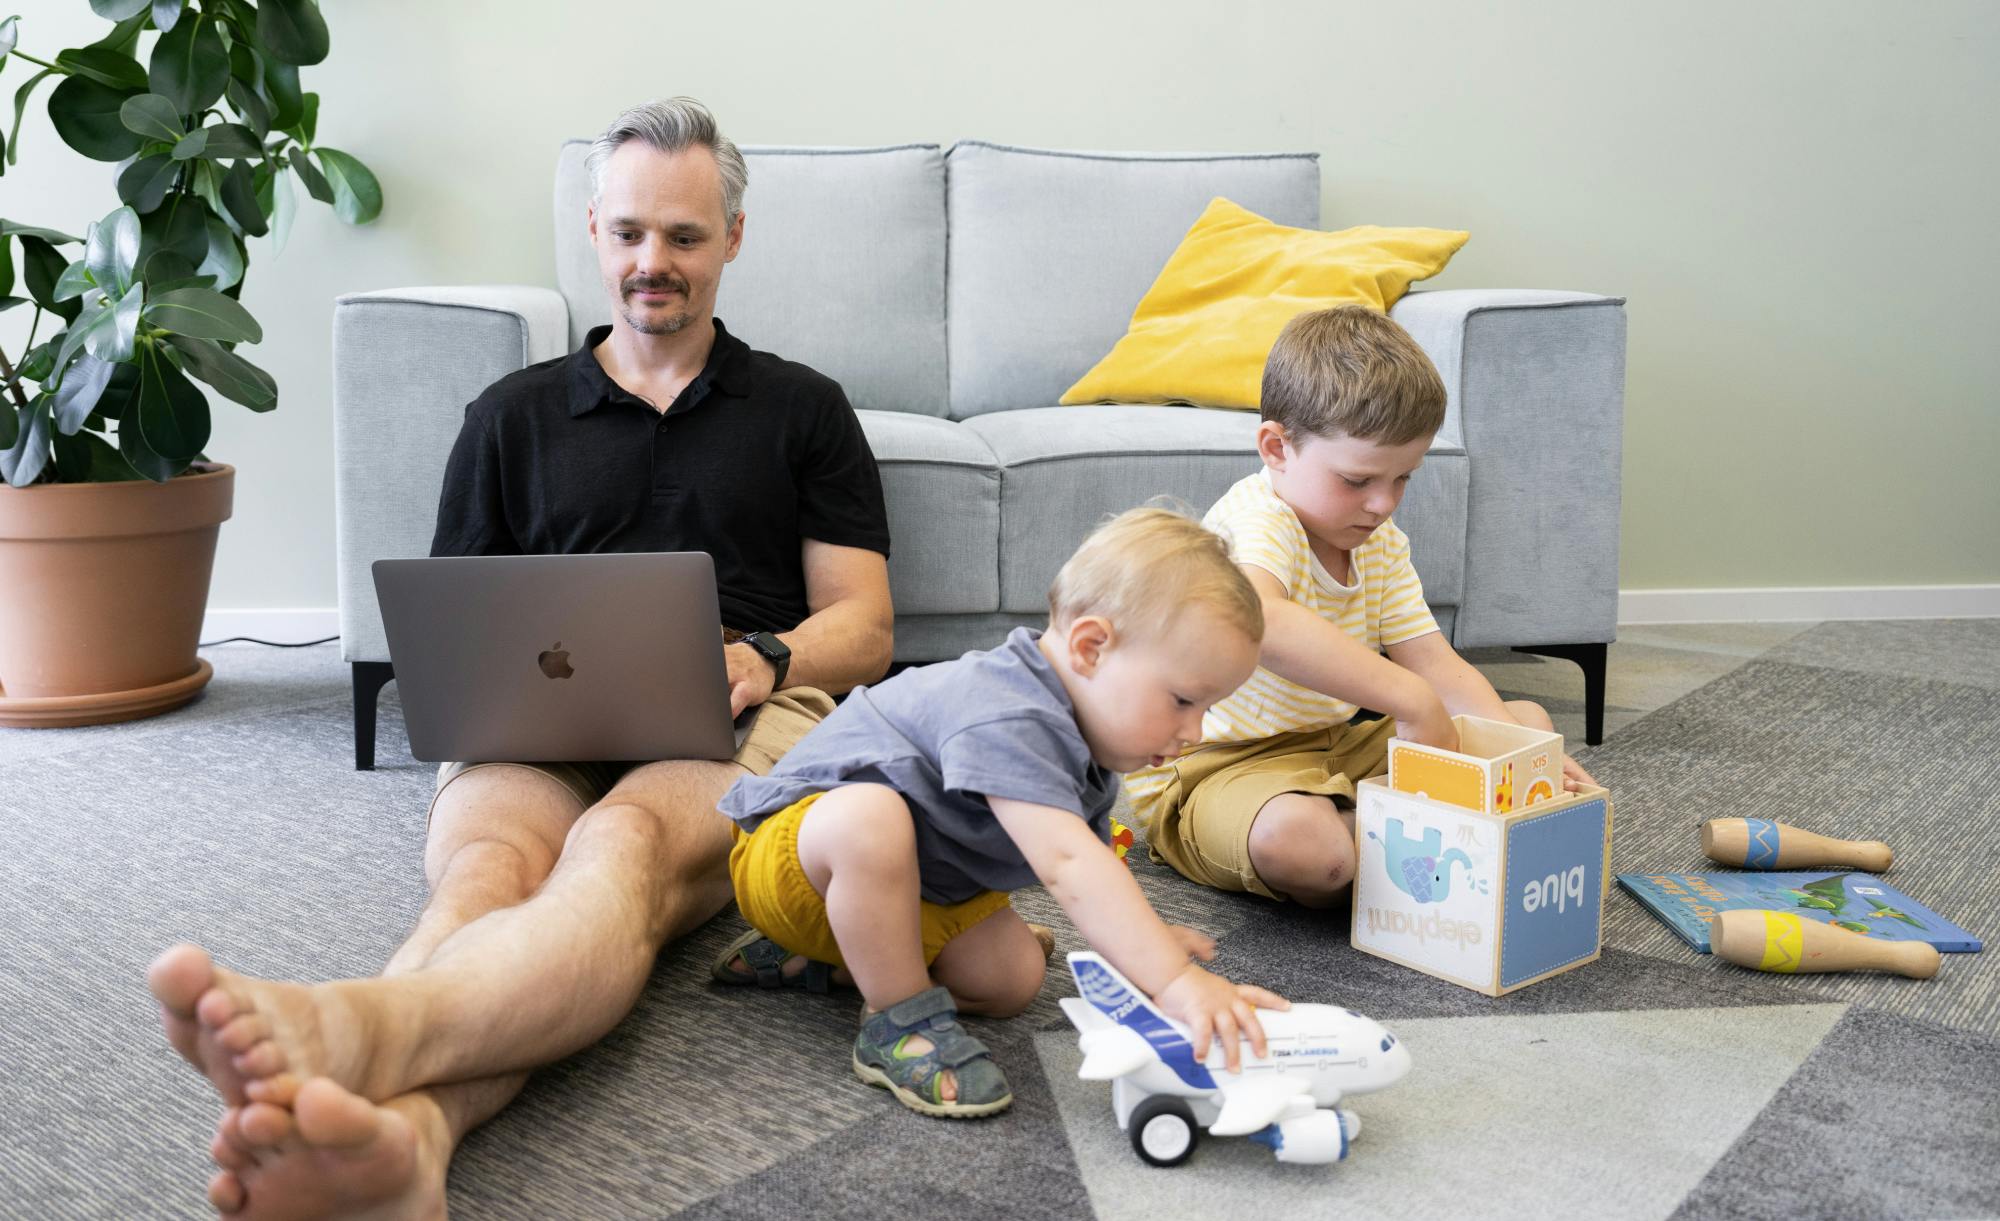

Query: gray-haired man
left=145, top=98, right=895, bottom=1215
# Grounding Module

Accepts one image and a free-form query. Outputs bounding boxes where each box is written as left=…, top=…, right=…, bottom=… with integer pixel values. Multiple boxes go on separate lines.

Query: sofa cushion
left=945, top=142, right=1319, bottom=419
left=855, top=410, right=999, bottom=615
left=554, top=141, right=948, bottom=416
left=1062, top=198, right=1469, bottom=409
left=963, top=405, right=1467, bottom=617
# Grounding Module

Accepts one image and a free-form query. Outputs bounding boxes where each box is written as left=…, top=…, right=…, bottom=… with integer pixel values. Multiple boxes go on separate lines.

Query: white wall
left=10, top=0, right=1997, bottom=626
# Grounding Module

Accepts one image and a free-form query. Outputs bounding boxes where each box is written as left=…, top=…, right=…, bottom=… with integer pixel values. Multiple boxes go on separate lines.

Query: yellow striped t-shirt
left=1123, top=469, right=1438, bottom=822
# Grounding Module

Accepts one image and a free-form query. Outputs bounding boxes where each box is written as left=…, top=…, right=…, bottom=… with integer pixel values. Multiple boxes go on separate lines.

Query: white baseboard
left=1618, top=585, right=2000, bottom=625
left=200, top=608, right=341, bottom=646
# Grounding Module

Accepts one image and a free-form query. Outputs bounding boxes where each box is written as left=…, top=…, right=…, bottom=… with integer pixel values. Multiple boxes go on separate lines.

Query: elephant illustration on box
left=1369, top=817, right=1474, bottom=904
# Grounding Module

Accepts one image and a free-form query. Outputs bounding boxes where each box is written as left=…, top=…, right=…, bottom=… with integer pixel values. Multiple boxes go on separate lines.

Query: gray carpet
left=2, top=621, right=1998, bottom=1220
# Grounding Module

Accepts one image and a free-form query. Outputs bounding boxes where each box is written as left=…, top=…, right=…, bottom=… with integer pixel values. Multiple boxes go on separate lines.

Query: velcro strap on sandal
left=882, top=985, right=957, bottom=1026
left=920, top=1023, right=993, bottom=1070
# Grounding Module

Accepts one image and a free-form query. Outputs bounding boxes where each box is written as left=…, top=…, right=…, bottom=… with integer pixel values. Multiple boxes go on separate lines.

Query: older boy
left=1126, top=305, right=1593, bottom=909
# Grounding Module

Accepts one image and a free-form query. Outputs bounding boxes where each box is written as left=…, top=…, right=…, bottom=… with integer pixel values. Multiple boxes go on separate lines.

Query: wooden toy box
left=1387, top=715, right=1565, bottom=815
left=1353, top=722, right=1614, bottom=996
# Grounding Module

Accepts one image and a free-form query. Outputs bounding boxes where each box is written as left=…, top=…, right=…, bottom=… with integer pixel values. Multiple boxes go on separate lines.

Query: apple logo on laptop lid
left=538, top=642, right=574, bottom=680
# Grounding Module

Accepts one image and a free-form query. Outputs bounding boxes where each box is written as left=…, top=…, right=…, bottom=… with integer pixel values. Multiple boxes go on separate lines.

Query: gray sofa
left=333, top=141, right=1626, bottom=769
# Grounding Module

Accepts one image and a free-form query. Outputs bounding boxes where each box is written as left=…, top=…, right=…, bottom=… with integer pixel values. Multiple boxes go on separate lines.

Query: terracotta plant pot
left=0, top=463, right=234, bottom=728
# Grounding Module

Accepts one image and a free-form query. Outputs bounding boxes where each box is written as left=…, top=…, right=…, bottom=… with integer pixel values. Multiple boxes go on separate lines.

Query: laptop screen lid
left=372, top=552, right=738, bottom=764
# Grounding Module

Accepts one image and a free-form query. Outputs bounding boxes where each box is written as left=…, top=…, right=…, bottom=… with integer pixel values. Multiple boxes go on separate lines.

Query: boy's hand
left=1561, top=754, right=1598, bottom=791
left=1154, top=963, right=1289, bottom=1073
left=1169, top=925, right=1217, bottom=963
left=1400, top=702, right=1458, bottom=753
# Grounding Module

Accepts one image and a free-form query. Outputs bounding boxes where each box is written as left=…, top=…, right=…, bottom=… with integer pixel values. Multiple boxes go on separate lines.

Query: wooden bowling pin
left=1710, top=910, right=1939, bottom=979
left=1701, top=818, right=1892, bottom=872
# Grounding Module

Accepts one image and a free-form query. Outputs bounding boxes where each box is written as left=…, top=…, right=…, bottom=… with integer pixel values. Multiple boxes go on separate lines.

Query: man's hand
left=724, top=641, right=777, bottom=717
left=1153, top=963, right=1289, bottom=1073
left=1561, top=754, right=1598, bottom=792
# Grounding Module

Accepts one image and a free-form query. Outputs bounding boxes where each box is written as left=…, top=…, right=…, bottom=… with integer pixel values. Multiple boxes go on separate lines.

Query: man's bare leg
left=155, top=759, right=740, bottom=1215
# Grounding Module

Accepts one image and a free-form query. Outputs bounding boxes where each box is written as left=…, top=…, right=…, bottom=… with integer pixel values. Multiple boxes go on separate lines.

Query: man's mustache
left=624, top=276, right=689, bottom=296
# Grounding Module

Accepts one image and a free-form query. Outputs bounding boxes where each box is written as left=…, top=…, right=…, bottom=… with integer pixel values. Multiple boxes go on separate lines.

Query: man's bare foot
left=148, top=944, right=380, bottom=1107
left=205, top=1078, right=447, bottom=1220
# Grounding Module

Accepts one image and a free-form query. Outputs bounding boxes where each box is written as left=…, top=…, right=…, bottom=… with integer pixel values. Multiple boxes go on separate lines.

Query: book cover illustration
left=1616, top=871, right=1982, bottom=953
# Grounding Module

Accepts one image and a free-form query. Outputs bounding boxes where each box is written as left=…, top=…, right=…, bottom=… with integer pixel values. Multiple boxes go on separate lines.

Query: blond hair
left=1047, top=506, right=1263, bottom=646
left=1261, top=304, right=1446, bottom=445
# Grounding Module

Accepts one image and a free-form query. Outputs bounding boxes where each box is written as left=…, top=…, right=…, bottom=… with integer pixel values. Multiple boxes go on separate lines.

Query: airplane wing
left=1209, top=1074, right=1316, bottom=1137
left=1059, top=997, right=1112, bottom=1032
left=1075, top=1025, right=1158, bottom=1081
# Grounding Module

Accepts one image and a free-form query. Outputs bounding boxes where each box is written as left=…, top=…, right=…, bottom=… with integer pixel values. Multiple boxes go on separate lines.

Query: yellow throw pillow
left=1060, top=198, right=1469, bottom=410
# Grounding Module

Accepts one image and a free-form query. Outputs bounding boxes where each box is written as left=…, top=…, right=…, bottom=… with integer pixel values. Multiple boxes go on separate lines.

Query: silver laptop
left=372, top=552, right=749, bottom=764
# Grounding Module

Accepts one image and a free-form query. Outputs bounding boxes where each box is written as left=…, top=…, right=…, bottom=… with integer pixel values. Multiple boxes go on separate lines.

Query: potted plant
left=0, top=0, right=378, bottom=727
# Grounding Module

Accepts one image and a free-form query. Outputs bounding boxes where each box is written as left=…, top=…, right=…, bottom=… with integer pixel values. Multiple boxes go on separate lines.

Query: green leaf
left=52, top=353, right=117, bottom=435
left=196, top=216, right=243, bottom=291
left=118, top=415, right=181, bottom=481
left=267, top=158, right=297, bottom=253
left=149, top=12, right=228, bottom=114
left=0, top=295, right=28, bottom=314
left=219, top=159, right=267, bottom=236
left=117, top=151, right=179, bottom=212
left=20, top=235, right=81, bottom=323
left=133, top=341, right=210, bottom=460
left=87, top=282, right=144, bottom=363
left=194, top=121, right=260, bottom=159
left=1, top=397, right=51, bottom=487
left=261, top=57, right=301, bottom=130
left=89, top=11, right=150, bottom=57
left=145, top=273, right=215, bottom=294
left=89, top=0, right=152, bottom=19
left=55, top=47, right=151, bottom=92
left=143, top=285, right=261, bottom=342
left=51, top=425, right=143, bottom=482
left=295, top=91, right=318, bottom=143
left=119, top=92, right=184, bottom=143
left=53, top=258, right=95, bottom=303
left=49, top=75, right=146, bottom=162
left=0, top=401, right=16, bottom=452
left=169, top=333, right=274, bottom=410
left=9, top=68, right=56, bottom=168
left=85, top=205, right=141, bottom=295
left=138, top=198, right=208, bottom=273
left=290, top=151, right=332, bottom=204
left=138, top=250, right=199, bottom=288
left=226, top=75, right=269, bottom=137
left=53, top=304, right=106, bottom=373
left=188, top=158, right=227, bottom=221
left=0, top=220, right=84, bottom=244
left=0, top=232, right=11, bottom=297
left=257, top=0, right=329, bottom=66
left=171, top=126, right=208, bottom=160
left=152, top=0, right=185, bottom=35
left=315, top=148, right=381, bottom=225
left=16, top=339, right=55, bottom=384
left=0, top=16, right=17, bottom=65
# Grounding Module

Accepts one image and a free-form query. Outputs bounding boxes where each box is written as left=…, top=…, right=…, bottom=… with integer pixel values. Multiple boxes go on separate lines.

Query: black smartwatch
left=742, top=632, right=791, bottom=690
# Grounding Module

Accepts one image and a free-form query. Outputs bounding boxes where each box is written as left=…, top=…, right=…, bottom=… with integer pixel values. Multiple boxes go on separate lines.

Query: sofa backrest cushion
left=554, top=141, right=948, bottom=416
left=944, top=141, right=1319, bottom=419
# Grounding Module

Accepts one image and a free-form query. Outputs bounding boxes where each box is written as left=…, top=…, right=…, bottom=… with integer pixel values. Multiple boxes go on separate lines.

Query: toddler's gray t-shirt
left=718, top=627, right=1119, bottom=905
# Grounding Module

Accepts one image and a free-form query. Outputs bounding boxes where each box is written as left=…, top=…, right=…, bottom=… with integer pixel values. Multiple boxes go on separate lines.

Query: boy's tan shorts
left=1145, top=716, right=1398, bottom=900
left=428, top=687, right=836, bottom=819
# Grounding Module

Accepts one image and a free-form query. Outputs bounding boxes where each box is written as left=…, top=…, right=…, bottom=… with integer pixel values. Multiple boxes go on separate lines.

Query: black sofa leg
left=352, top=661, right=395, bottom=771
left=1510, top=642, right=1608, bottom=746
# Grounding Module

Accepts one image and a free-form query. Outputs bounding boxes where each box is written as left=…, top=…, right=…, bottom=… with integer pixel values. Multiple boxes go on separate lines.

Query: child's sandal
left=852, top=986, right=1013, bottom=1118
left=710, top=929, right=839, bottom=993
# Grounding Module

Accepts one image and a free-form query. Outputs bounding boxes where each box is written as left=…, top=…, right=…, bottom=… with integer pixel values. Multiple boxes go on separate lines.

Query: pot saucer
left=0, top=659, right=214, bottom=728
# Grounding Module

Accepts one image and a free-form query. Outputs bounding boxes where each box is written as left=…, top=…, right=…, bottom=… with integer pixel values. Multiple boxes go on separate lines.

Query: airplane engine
left=1267, top=1110, right=1349, bottom=1165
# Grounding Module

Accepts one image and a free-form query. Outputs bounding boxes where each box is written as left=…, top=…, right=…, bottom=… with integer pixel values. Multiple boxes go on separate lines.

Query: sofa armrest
left=1390, top=289, right=1628, bottom=648
left=332, top=286, right=570, bottom=663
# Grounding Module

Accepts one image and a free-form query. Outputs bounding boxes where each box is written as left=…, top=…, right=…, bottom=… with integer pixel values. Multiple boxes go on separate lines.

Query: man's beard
left=618, top=274, right=693, bottom=336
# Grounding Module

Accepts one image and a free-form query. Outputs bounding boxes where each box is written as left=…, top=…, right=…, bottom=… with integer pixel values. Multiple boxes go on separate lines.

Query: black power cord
left=198, top=635, right=340, bottom=648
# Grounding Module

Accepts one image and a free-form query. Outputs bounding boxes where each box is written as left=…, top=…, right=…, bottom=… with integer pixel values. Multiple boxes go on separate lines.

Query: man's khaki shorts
left=1145, top=716, right=1397, bottom=900
left=429, top=687, right=836, bottom=819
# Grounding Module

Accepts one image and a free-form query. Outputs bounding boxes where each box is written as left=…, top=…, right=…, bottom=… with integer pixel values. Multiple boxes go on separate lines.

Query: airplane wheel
left=1129, top=1096, right=1198, bottom=1167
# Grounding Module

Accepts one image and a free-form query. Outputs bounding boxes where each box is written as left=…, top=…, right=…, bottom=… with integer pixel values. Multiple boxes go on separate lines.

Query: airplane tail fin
left=1068, top=952, right=1171, bottom=1026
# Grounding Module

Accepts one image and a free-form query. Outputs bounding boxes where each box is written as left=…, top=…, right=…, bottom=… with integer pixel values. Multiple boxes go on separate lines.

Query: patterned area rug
left=2, top=622, right=1996, bottom=1219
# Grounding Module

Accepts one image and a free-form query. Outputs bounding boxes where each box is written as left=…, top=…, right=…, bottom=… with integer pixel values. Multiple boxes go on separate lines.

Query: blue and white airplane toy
left=1059, top=952, right=1412, bottom=1167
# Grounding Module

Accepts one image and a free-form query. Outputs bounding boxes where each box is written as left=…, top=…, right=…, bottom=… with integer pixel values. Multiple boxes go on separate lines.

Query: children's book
left=1616, top=871, right=1983, bottom=953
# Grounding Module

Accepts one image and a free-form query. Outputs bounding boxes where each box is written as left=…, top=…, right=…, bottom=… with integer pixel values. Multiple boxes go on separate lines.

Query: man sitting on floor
left=145, top=96, right=894, bottom=1217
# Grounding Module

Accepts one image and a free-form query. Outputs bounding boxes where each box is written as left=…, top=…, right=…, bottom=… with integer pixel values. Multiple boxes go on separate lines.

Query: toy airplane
left=1058, top=952, right=1412, bottom=1167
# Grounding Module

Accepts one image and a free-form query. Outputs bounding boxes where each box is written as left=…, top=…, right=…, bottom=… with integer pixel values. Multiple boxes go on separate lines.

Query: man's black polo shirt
left=430, top=319, right=890, bottom=634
